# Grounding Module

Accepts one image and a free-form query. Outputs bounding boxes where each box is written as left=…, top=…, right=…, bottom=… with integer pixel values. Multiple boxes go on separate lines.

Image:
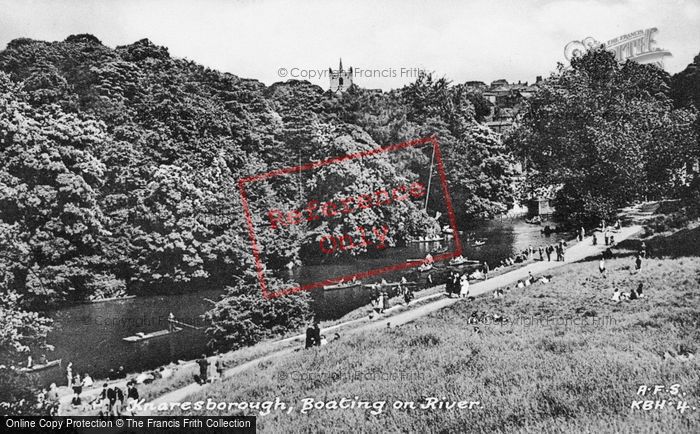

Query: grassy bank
left=170, top=226, right=699, bottom=433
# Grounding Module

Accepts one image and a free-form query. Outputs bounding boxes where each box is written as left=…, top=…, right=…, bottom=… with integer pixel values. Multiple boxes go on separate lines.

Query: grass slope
left=172, top=228, right=700, bottom=433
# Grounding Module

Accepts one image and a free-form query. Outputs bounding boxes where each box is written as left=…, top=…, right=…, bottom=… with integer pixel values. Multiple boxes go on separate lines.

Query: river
left=30, top=217, right=556, bottom=387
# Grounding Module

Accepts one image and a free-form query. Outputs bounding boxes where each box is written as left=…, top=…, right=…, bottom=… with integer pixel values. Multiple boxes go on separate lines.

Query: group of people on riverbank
left=304, top=322, right=340, bottom=349
left=194, top=353, right=224, bottom=385
left=445, top=270, right=472, bottom=298
left=496, top=240, right=568, bottom=270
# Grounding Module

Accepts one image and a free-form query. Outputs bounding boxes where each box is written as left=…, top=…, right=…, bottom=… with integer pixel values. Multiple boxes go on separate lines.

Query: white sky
left=0, top=0, right=698, bottom=90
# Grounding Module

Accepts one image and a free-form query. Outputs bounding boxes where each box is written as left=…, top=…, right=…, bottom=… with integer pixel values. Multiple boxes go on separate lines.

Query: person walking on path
left=196, top=354, right=209, bottom=384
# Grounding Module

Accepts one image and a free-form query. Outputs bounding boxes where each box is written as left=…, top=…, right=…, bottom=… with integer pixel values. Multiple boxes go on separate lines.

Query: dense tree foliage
left=0, top=35, right=518, bottom=356
left=507, top=48, right=698, bottom=226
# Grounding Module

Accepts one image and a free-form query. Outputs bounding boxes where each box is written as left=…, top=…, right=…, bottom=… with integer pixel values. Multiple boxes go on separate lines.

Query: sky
left=0, top=0, right=698, bottom=90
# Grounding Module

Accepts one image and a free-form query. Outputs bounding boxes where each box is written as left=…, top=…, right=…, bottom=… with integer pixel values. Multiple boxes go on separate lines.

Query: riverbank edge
left=58, top=219, right=642, bottom=415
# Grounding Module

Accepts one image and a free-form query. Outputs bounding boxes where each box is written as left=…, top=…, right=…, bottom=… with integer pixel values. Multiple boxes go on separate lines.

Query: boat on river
left=472, top=240, right=486, bottom=246
left=20, top=359, right=62, bottom=373
left=525, top=216, right=542, bottom=225
left=363, top=281, right=416, bottom=288
left=122, top=327, right=183, bottom=343
left=89, top=295, right=136, bottom=303
left=418, top=263, right=433, bottom=272
left=322, top=281, right=363, bottom=291
left=449, top=256, right=480, bottom=266
left=408, top=236, right=444, bottom=243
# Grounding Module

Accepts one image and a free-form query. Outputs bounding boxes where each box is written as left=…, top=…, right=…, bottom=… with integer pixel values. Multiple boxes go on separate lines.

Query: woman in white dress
left=459, top=274, right=470, bottom=298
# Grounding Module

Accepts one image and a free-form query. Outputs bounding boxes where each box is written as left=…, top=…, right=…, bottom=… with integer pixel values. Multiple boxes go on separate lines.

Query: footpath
left=138, top=224, right=641, bottom=413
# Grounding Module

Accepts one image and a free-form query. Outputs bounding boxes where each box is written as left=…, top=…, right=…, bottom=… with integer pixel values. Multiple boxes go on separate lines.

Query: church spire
left=339, top=58, right=343, bottom=72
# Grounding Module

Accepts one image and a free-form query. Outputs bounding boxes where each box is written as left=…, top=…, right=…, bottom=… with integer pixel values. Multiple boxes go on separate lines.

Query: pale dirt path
left=140, top=225, right=641, bottom=413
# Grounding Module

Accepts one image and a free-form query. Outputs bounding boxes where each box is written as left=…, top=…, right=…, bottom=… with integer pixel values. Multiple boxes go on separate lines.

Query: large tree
left=507, top=48, right=698, bottom=226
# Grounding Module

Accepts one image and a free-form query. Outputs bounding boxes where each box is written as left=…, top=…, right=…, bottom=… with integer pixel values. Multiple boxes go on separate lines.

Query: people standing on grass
left=599, top=256, right=606, bottom=277
left=546, top=245, right=552, bottom=262
left=640, top=242, right=647, bottom=258
left=592, top=233, right=598, bottom=246
left=378, top=292, right=386, bottom=313
left=539, top=246, right=544, bottom=261
left=609, top=235, right=615, bottom=246
left=635, top=254, right=642, bottom=270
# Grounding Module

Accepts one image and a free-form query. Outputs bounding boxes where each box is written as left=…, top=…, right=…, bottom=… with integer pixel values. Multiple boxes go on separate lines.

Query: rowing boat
left=20, top=359, right=62, bottom=373
left=122, top=327, right=183, bottom=343
left=88, top=295, right=136, bottom=303
left=449, top=256, right=480, bottom=266
left=407, top=236, right=444, bottom=243
left=418, top=263, right=433, bottom=272
left=362, top=281, right=416, bottom=288
left=322, top=282, right=362, bottom=291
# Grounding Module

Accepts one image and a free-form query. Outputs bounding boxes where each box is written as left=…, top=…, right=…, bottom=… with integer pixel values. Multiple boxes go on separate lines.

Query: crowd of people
left=495, top=240, right=569, bottom=270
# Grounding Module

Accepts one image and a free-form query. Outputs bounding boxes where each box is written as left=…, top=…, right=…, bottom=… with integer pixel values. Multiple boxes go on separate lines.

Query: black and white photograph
left=0, top=0, right=699, bottom=432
